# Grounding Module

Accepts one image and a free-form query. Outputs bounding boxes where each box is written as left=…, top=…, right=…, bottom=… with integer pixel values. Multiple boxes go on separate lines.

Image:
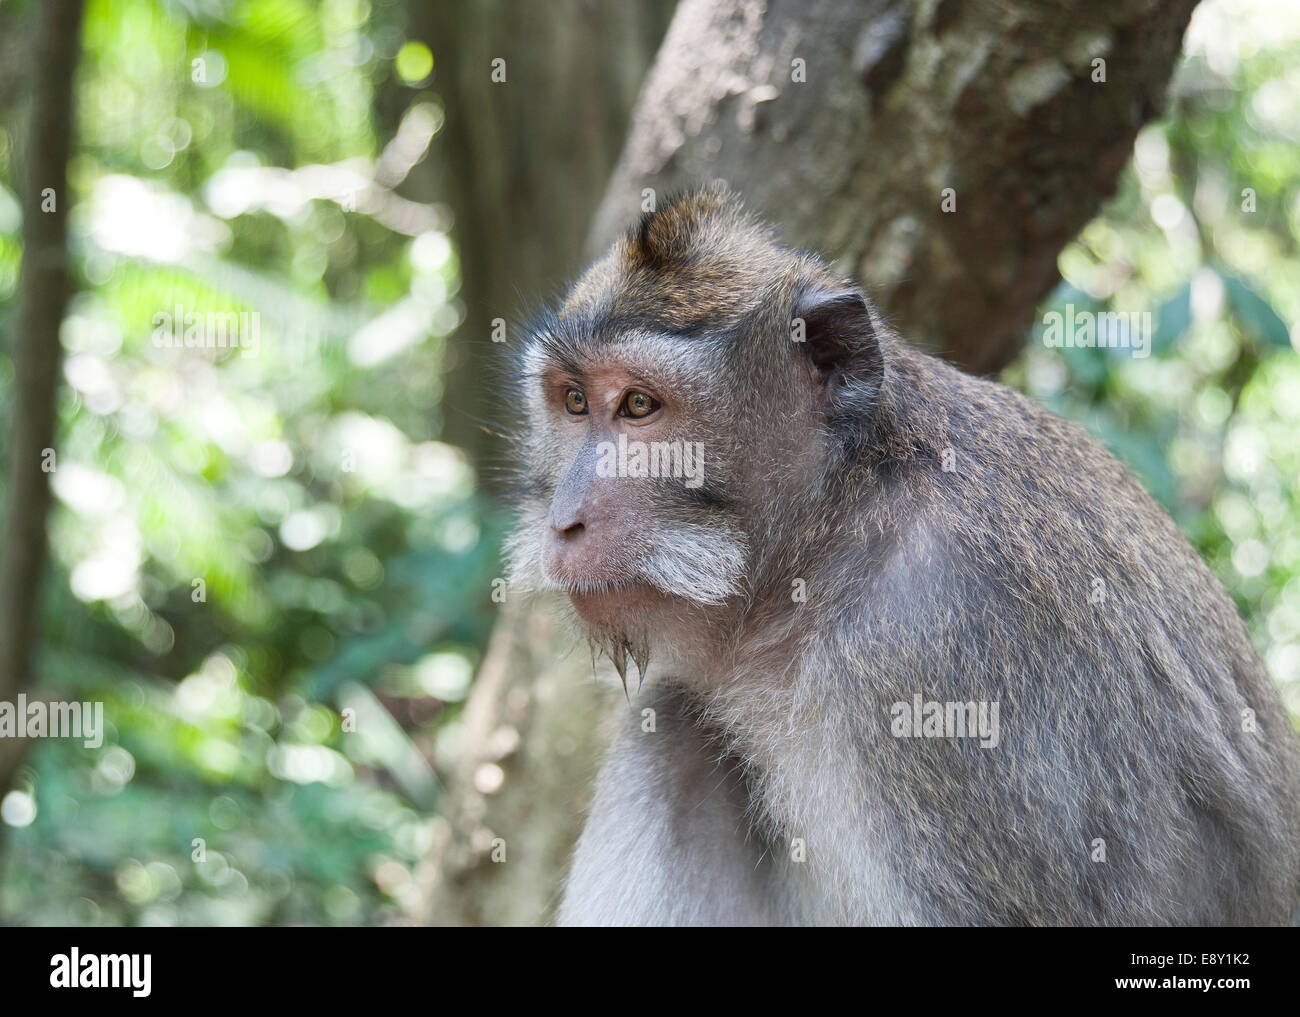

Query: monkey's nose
left=544, top=517, right=587, bottom=577
left=548, top=488, right=591, bottom=542
left=549, top=504, right=586, bottom=539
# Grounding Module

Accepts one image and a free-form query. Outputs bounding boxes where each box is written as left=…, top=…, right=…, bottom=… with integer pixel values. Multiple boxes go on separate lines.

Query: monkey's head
left=506, top=190, right=886, bottom=679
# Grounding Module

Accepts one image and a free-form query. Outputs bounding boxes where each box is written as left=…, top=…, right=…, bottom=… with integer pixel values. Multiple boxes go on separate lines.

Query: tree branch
left=0, top=0, right=85, bottom=828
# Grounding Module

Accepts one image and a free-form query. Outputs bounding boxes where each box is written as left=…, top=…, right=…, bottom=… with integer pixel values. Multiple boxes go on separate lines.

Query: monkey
left=504, top=189, right=1300, bottom=926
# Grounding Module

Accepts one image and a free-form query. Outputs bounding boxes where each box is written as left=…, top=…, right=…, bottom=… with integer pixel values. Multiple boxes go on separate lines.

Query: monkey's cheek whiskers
left=640, top=526, right=749, bottom=606
left=502, top=518, right=552, bottom=593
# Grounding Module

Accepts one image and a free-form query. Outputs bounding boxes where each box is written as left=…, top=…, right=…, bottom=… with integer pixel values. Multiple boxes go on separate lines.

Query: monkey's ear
left=793, top=287, right=884, bottom=410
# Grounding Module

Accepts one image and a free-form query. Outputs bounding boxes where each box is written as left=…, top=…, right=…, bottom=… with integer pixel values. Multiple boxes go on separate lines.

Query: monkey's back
left=820, top=343, right=1300, bottom=925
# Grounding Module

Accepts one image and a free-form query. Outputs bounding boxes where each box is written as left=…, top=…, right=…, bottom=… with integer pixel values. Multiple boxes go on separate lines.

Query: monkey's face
left=508, top=330, right=751, bottom=637
left=506, top=193, right=883, bottom=674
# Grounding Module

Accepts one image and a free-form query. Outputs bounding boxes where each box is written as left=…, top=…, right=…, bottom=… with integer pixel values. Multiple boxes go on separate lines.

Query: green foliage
left=0, top=0, right=498, bottom=925
left=1005, top=0, right=1300, bottom=722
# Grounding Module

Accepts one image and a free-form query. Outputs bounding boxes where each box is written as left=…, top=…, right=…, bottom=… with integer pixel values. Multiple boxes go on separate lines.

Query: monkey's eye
left=620, top=391, right=660, bottom=419
left=564, top=389, right=588, bottom=415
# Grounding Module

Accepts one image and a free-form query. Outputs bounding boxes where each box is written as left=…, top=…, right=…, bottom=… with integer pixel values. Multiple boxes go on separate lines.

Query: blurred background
left=0, top=0, right=1297, bottom=926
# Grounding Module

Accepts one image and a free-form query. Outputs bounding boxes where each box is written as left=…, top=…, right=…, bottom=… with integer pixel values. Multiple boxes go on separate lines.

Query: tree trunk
left=414, top=0, right=677, bottom=464
left=418, top=0, right=1199, bottom=925
left=0, top=0, right=85, bottom=850
left=590, top=0, right=1198, bottom=371
left=407, top=0, right=676, bottom=925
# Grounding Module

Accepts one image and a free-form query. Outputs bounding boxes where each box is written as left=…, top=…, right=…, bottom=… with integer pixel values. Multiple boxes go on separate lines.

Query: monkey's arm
left=556, top=688, right=781, bottom=927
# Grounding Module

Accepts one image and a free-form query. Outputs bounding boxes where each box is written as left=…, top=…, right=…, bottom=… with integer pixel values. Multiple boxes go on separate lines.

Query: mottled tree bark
left=0, top=0, right=85, bottom=852
left=590, top=0, right=1198, bottom=371
left=419, top=0, right=1199, bottom=925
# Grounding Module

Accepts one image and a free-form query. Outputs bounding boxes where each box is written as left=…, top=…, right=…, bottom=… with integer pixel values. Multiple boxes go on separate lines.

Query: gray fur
left=509, top=191, right=1300, bottom=926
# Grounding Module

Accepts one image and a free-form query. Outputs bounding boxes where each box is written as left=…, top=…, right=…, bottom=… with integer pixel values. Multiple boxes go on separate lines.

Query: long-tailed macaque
left=506, top=191, right=1300, bottom=926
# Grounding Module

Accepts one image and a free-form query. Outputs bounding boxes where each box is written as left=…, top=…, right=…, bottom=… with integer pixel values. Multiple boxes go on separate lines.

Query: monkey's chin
left=567, top=582, right=664, bottom=628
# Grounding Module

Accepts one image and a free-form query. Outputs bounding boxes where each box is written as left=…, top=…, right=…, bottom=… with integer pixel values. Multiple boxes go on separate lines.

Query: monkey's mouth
left=561, top=580, right=664, bottom=626
left=536, top=524, right=746, bottom=609
left=541, top=547, right=654, bottom=604
left=565, top=579, right=652, bottom=600
left=554, top=577, right=646, bottom=597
